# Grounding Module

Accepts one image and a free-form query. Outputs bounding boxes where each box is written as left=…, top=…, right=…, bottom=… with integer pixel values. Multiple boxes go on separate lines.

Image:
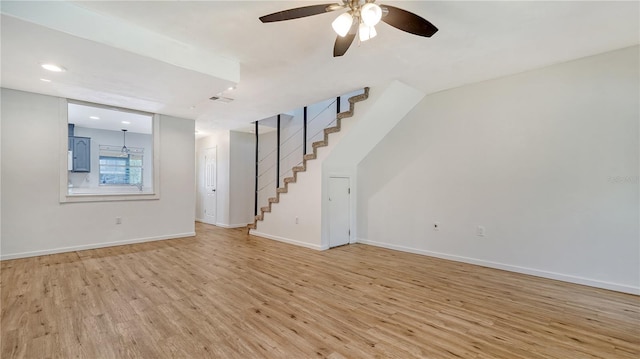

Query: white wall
left=1, top=88, right=196, bottom=259
left=0, top=88, right=3, bottom=258
left=196, top=130, right=253, bottom=228
left=251, top=141, right=327, bottom=250
left=322, top=82, right=425, bottom=246
left=279, top=111, right=304, bottom=179
left=257, top=130, right=277, bottom=206
left=229, top=131, right=255, bottom=227
left=357, top=46, right=639, bottom=294
left=305, top=98, right=338, bottom=153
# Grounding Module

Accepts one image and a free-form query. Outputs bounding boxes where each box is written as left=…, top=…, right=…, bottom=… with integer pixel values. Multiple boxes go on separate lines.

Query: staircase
left=247, top=87, right=370, bottom=231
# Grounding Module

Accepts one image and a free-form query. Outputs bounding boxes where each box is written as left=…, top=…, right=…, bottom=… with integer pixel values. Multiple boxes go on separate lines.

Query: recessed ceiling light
left=40, top=78, right=52, bottom=82
left=121, top=121, right=131, bottom=124
left=227, top=86, right=235, bottom=91
left=89, top=116, right=100, bottom=120
left=41, top=63, right=66, bottom=72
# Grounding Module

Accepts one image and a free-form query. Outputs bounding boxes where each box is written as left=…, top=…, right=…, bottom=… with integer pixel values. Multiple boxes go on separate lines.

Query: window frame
left=98, top=154, right=144, bottom=186
left=59, top=99, right=160, bottom=203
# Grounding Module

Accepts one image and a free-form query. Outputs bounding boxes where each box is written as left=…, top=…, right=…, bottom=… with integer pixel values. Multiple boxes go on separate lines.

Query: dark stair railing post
left=303, top=106, right=307, bottom=155
left=336, top=96, right=341, bottom=114
left=276, top=114, right=281, bottom=188
left=254, top=121, right=258, bottom=217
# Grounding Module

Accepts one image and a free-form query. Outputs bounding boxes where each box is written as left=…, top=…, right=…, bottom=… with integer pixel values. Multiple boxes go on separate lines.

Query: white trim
left=61, top=192, right=161, bottom=203
left=215, top=223, right=250, bottom=229
left=322, top=170, right=357, bottom=248
left=327, top=175, right=351, bottom=249
left=250, top=230, right=328, bottom=251
left=0, top=232, right=195, bottom=260
left=357, top=238, right=640, bottom=295
left=197, top=218, right=217, bottom=226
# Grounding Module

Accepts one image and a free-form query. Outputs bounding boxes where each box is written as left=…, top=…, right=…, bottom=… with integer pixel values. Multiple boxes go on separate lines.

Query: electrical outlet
left=116, top=217, right=122, bottom=225
left=433, top=222, right=440, bottom=231
left=476, top=225, right=485, bottom=237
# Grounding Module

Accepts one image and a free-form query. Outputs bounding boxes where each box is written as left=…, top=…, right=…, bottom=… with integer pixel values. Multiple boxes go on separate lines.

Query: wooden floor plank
left=1, top=222, right=638, bottom=358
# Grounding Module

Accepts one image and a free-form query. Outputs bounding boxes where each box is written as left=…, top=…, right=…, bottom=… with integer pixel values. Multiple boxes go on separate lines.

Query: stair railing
left=253, top=89, right=365, bottom=217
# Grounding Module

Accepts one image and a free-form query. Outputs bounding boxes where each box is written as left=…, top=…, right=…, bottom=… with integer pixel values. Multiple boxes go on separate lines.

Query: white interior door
left=329, top=177, right=350, bottom=248
left=203, top=147, right=217, bottom=225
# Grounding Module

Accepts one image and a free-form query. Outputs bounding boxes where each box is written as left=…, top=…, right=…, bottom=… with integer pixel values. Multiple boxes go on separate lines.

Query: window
left=98, top=144, right=144, bottom=188
left=99, top=154, right=143, bottom=186
left=60, top=100, right=159, bottom=202
left=100, top=156, right=130, bottom=184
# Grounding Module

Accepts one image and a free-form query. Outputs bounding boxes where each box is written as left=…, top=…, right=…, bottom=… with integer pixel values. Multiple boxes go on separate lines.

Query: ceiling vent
left=209, top=95, right=234, bottom=103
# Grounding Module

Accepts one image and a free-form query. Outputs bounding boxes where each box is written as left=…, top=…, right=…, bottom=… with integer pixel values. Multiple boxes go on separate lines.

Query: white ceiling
left=1, top=1, right=638, bottom=138
left=69, top=102, right=153, bottom=135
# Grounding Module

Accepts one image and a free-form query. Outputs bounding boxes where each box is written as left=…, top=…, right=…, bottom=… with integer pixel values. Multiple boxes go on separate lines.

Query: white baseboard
left=356, top=238, right=639, bottom=295
left=195, top=218, right=216, bottom=225
left=195, top=219, right=249, bottom=229
left=215, top=223, right=250, bottom=229
left=1, top=232, right=196, bottom=261
left=250, top=230, right=328, bottom=251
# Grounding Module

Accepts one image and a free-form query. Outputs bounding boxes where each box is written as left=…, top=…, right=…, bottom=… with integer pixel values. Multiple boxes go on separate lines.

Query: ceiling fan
left=259, top=0, right=438, bottom=57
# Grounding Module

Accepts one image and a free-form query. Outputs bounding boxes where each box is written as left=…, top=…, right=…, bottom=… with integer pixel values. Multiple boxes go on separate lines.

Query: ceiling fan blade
left=259, top=3, right=344, bottom=23
left=380, top=4, right=438, bottom=37
left=333, top=22, right=357, bottom=57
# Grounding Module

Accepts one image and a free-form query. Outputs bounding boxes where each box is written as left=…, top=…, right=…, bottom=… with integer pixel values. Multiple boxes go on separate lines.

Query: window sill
left=60, top=190, right=160, bottom=203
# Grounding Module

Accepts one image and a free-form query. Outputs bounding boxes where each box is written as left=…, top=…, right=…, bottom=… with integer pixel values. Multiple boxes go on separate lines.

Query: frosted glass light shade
left=358, top=23, right=377, bottom=41
left=361, top=3, right=382, bottom=27
left=332, top=13, right=353, bottom=37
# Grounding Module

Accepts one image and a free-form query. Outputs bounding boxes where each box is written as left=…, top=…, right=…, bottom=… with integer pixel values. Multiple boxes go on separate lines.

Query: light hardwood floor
left=1, top=222, right=639, bottom=358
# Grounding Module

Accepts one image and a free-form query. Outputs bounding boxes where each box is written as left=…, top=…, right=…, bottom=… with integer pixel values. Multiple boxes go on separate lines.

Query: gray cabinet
left=69, top=136, right=91, bottom=172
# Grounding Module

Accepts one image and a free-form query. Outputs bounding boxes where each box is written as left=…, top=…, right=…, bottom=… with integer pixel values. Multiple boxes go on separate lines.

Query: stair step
left=336, top=87, right=369, bottom=120
left=324, top=126, right=340, bottom=134
left=312, top=140, right=327, bottom=148
left=251, top=88, right=370, bottom=230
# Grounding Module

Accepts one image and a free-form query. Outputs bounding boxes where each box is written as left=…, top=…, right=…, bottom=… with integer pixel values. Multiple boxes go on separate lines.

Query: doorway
left=201, top=147, right=217, bottom=225
left=328, top=177, right=350, bottom=248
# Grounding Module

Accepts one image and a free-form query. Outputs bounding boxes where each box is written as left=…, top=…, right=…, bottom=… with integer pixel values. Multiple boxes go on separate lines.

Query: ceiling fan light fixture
left=258, top=2, right=437, bottom=57
left=360, top=3, right=382, bottom=27
left=359, top=23, right=377, bottom=42
left=332, top=12, right=353, bottom=37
